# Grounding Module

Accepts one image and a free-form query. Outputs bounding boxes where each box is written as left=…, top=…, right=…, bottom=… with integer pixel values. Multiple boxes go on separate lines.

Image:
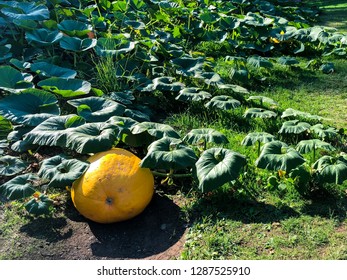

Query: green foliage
left=0, top=0, right=346, bottom=219
left=195, top=148, right=247, bottom=192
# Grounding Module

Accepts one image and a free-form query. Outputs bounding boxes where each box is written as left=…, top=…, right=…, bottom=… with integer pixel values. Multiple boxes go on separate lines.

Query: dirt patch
left=1, top=193, right=188, bottom=260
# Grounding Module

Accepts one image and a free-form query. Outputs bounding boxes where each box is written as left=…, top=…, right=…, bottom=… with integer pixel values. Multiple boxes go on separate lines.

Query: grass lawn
left=0, top=0, right=346, bottom=261
left=305, top=0, right=347, bottom=33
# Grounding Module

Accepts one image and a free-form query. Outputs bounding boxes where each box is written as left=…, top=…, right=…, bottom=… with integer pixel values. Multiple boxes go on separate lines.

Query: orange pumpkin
left=71, top=148, right=154, bottom=223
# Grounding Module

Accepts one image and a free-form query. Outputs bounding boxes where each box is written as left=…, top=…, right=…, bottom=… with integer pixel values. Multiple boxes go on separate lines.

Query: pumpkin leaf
left=183, top=128, right=228, bottom=146
left=38, top=77, right=91, bottom=97
left=170, top=56, right=205, bottom=77
left=310, top=124, right=338, bottom=140
left=59, top=37, right=97, bottom=52
left=57, top=20, right=92, bottom=37
left=255, top=141, right=305, bottom=172
left=243, top=108, right=277, bottom=118
left=195, top=148, right=247, bottom=193
left=0, top=139, right=8, bottom=155
left=65, top=122, right=118, bottom=154
left=296, top=139, right=335, bottom=154
left=278, top=120, right=311, bottom=134
left=95, top=38, right=136, bottom=56
left=140, top=137, right=198, bottom=170
left=109, top=91, right=135, bottom=105
left=0, top=173, right=39, bottom=200
left=205, top=95, right=241, bottom=110
left=246, top=95, right=278, bottom=107
left=25, top=29, right=63, bottom=46
left=30, top=61, right=77, bottom=79
left=25, top=193, right=52, bottom=215
left=124, top=109, right=151, bottom=122
left=278, top=56, right=299, bottom=66
left=247, top=56, right=273, bottom=68
left=124, top=20, right=146, bottom=30
left=0, top=66, right=33, bottom=93
left=0, top=155, right=27, bottom=176
left=281, top=108, right=321, bottom=120
left=1, top=2, right=49, bottom=21
left=67, top=97, right=126, bottom=122
left=312, top=155, right=347, bottom=184
left=152, top=76, right=185, bottom=92
left=241, top=132, right=276, bottom=146
left=131, top=122, right=180, bottom=139
left=176, top=87, right=212, bottom=102
left=38, top=155, right=89, bottom=188
left=23, top=115, right=85, bottom=147
left=0, top=89, right=60, bottom=126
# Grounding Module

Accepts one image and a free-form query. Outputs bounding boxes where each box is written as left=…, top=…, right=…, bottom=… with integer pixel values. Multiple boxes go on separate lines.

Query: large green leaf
left=278, top=120, right=311, bottom=134
left=67, top=97, right=126, bottom=122
left=247, top=56, right=273, bottom=68
left=219, top=16, right=241, bottom=30
left=243, top=108, right=277, bottom=118
left=38, top=77, right=91, bottom=97
left=246, top=96, right=278, bottom=107
left=0, top=173, right=39, bottom=200
left=140, top=137, right=198, bottom=170
left=0, top=139, right=8, bottom=155
left=23, top=115, right=85, bottom=147
left=0, top=66, right=33, bottom=93
left=296, top=139, right=335, bottom=154
left=176, top=87, right=212, bottom=102
left=131, top=122, right=180, bottom=139
left=278, top=56, right=299, bottom=66
left=64, top=122, right=117, bottom=154
left=255, top=141, right=305, bottom=172
left=38, top=155, right=89, bottom=188
left=241, top=132, right=275, bottom=146
left=30, top=62, right=76, bottom=79
left=244, top=12, right=273, bottom=26
left=110, top=91, right=135, bottom=105
left=25, top=193, right=52, bottom=216
left=0, top=89, right=60, bottom=126
left=281, top=108, right=321, bottom=120
left=60, top=37, right=97, bottom=52
left=312, top=155, right=347, bottom=184
left=25, top=29, right=63, bottom=46
left=170, top=56, right=205, bottom=77
left=310, top=124, right=338, bottom=140
left=95, top=38, right=136, bottom=56
left=1, top=2, right=49, bottom=21
left=195, top=148, right=247, bottom=193
left=195, top=72, right=223, bottom=86
left=0, top=44, right=12, bottom=62
left=124, top=108, right=151, bottom=122
left=57, top=20, right=92, bottom=37
left=183, top=128, right=228, bottom=146
left=124, top=20, right=146, bottom=30
left=0, top=155, right=27, bottom=176
left=152, top=76, right=185, bottom=92
left=205, top=95, right=241, bottom=110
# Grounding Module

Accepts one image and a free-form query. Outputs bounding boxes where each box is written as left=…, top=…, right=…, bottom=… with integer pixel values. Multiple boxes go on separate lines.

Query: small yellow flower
left=280, top=30, right=285, bottom=35
left=270, top=37, right=280, bottom=44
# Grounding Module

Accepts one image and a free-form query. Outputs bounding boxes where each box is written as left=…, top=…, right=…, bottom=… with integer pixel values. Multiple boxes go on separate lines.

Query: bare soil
left=0, top=193, right=188, bottom=260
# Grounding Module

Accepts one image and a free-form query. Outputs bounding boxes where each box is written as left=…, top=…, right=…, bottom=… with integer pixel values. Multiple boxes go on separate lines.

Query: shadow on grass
left=189, top=187, right=347, bottom=225
left=189, top=194, right=300, bottom=224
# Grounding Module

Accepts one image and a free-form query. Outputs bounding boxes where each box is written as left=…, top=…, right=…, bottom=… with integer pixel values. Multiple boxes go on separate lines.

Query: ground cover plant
left=0, top=0, right=346, bottom=260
